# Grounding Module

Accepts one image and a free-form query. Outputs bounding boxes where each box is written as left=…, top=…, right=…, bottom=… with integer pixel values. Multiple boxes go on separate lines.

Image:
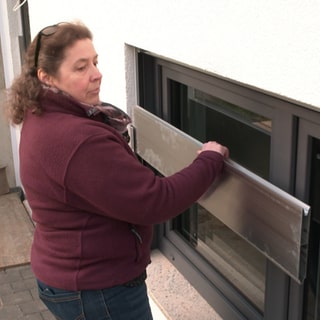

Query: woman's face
left=49, top=38, right=102, bottom=105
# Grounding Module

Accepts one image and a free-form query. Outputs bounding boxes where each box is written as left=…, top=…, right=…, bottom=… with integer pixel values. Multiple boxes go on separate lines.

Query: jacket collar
left=39, top=86, right=131, bottom=135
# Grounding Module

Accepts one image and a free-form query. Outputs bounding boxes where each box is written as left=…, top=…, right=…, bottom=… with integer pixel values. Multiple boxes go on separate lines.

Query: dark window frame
left=137, top=51, right=320, bottom=320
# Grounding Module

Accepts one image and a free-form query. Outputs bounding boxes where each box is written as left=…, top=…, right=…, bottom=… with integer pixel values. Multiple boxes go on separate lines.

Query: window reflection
left=175, top=205, right=265, bottom=310
left=171, top=82, right=271, bottom=312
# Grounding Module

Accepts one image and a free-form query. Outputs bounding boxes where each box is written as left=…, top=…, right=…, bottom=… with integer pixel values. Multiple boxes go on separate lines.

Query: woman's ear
left=37, top=69, right=54, bottom=86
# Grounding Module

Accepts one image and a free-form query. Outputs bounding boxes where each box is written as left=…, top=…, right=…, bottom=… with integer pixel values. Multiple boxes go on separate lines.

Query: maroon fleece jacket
left=19, top=89, right=224, bottom=290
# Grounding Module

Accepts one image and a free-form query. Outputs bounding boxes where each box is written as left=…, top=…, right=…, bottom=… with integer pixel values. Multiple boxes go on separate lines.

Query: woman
left=6, top=21, right=229, bottom=320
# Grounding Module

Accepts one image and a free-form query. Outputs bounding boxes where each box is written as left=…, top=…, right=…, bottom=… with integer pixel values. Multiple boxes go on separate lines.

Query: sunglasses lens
left=41, top=25, right=58, bottom=36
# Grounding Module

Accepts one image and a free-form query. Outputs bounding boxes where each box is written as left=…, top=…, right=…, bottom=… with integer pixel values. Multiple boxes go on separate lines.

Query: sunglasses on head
left=33, top=22, right=66, bottom=71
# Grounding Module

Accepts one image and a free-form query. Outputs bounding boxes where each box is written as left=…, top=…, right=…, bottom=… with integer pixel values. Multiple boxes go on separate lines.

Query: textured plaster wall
left=27, top=0, right=320, bottom=110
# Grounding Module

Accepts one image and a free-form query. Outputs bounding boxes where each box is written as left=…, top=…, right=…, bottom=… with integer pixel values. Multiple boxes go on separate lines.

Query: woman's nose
left=91, top=65, right=102, bottom=81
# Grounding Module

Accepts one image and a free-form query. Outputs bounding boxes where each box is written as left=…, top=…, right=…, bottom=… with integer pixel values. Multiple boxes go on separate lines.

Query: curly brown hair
left=5, top=21, right=92, bottom=125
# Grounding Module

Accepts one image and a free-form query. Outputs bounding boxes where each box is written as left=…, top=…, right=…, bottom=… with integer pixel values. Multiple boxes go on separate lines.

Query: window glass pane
left=174, top=204, right=266, bottom=311
left=194, top=90, right=272, bottom=133
left=187, top=88, right=271, bottom=180
left=170, top=80, right=271, bottom=312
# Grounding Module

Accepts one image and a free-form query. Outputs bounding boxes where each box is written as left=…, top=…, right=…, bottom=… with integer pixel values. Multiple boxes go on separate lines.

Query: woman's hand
left=198, top=141, right=229, bottom=159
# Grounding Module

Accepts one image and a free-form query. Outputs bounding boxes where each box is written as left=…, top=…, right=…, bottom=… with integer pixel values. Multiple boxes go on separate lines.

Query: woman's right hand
left=198, top=141, right=229, bottom=159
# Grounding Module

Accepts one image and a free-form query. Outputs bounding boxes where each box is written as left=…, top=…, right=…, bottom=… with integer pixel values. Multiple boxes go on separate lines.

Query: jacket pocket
left=130, top=225, right=143, bottom=262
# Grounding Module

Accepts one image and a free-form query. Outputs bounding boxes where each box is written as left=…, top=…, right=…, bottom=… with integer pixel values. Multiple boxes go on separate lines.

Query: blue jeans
left=37, top=279, right=153, bottom=320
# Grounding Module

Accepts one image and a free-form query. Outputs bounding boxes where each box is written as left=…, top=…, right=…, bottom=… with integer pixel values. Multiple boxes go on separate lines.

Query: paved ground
left=0, top=264, right=55, bottom=320
left=0, top=263, right=167, bottom=320
left=0, top=250, right=221, bottom=320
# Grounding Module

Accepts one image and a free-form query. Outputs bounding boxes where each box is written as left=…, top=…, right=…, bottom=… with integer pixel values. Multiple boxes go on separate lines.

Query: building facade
left=1, top=1, right=320, bottom=319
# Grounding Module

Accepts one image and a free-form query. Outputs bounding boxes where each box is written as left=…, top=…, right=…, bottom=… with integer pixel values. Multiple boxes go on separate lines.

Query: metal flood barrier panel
left=131, top=106, right=311, bottom=283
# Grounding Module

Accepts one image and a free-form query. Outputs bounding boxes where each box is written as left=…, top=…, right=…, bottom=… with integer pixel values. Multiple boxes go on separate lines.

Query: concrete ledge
left=147, top=249, right=223, bottom=320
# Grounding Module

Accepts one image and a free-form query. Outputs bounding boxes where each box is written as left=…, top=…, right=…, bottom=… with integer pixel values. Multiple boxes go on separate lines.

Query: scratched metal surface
left=132, top=106, right=311, bottom=283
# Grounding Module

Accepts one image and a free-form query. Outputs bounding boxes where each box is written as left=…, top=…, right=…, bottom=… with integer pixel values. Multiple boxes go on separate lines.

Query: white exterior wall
left=26, top=0, right=320, bottom=112
left=2, top=0, right=319, bottom=187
